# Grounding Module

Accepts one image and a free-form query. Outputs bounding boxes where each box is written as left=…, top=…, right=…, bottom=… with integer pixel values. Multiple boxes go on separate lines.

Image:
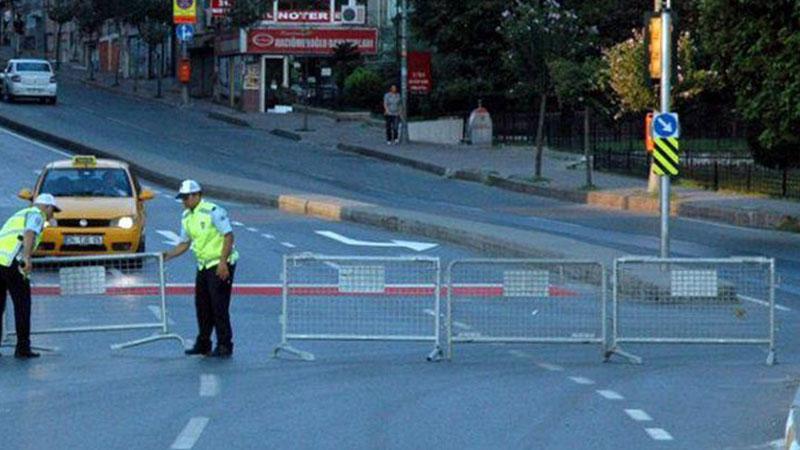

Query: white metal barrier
left=446, top=259, right=606, bottom=359
left=607, top=256, right=775, bottom=365
left=273, top=254, right=442, bottom=361
left=0, top=253, right=184, bottom=352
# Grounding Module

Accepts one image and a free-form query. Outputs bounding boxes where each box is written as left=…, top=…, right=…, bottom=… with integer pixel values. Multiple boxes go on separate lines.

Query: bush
left=343, top=67, right=384, bottom=111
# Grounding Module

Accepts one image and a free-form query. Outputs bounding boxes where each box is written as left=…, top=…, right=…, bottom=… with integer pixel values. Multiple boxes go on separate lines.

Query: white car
left=0, top=59, right=58, bottom=104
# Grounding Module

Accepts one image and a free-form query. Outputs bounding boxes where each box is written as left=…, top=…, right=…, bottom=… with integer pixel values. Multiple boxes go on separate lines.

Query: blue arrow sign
left=652, top=113, right=680, bottom=139
left=176, top=24, right=194, bottom=42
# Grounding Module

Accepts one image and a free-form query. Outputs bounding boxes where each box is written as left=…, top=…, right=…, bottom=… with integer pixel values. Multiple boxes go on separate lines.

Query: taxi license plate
left=64, top=235, right=103, bottom=246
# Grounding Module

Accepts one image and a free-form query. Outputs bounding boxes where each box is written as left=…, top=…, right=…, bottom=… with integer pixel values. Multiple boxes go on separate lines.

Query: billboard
left=408, top=51, right=432, bottom=94
left=173, top=0, right=197, bottom=24
left=247, top=28, right=378, bottom=55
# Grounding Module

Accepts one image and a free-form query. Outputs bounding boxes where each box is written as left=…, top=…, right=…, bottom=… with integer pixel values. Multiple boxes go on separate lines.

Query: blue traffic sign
left=176, top=24, right=194, bottom=42
left=652, top=113, right=680, bottom=139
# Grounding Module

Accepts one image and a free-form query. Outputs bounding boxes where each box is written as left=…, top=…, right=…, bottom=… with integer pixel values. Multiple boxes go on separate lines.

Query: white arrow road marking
left=645, top=428, right=673, bottom=441
left=156, top=230, right=183, bottom=246
left=315, top=230, right=438, bottom=252
left=596, top=390, right=624, bottom=400
left=171, top=417, right=209, bottom=449
left=625, top=409, right=653, bottom=422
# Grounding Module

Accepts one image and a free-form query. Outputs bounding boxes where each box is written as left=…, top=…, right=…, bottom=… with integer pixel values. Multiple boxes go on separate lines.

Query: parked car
left=18, top=155, right=155, bottom=256
left=0, top=58, right=58, bottom=104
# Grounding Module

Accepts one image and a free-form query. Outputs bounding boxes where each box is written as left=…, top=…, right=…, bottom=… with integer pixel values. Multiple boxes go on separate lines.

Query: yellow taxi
left=18, top=155, right=155, bottom=256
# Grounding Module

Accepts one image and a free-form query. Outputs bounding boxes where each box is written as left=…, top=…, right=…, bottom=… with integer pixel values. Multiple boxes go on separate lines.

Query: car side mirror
left=139, top=189, right=155, bottom=201
left=18, top=188, right=33, bottom=201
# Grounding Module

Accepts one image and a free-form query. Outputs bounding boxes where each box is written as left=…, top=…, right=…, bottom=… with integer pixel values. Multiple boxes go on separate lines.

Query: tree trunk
left=113, top=21, right=121, bottom=86
left=584, top=107, right=593, bottom=187
left=88, top=39, right=96, bottom=81
left=534, top=91, right=547, bottom=178
left=156, top=41, right=163, bottom=98
left=55, top=24, right=63, bottom=71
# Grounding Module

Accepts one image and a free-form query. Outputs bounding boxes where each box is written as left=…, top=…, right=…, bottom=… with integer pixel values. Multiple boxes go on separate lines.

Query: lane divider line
left=246, top=227, right=258, bottom=233
left=568, top=376, right=595, bottom=385
left=231, top=221, right=244, bottom=227
left=596, top=390, right=624, bottom=400
left=170, top=417, right=209, bottom=450
left=645, top=428, right=674, bottom=441
left=281, top=242, right=296, bottom=248
left=261, top=233, right=275, bottom=239
left=624, top=409, right=653, bottom=422
left=199, top=374, right=220, bottom=398
left=537, top=362, right=564, bottom=372
left=0, top=127, right=72, bottom=157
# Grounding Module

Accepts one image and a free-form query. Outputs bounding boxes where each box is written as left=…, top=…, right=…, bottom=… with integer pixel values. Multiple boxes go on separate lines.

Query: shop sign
left=408, top=51, right=432, bottom=94
left=247, top=28, right=378, bottom=55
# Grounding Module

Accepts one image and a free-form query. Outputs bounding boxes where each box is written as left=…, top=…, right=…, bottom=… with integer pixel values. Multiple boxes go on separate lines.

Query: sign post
left=173, top=1, right=196, bottom=107
left=658, top=0, right=673, bottom=258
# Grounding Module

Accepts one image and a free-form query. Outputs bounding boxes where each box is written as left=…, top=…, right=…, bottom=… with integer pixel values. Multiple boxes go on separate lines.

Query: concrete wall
left=408, top=118, right=464, bottom=145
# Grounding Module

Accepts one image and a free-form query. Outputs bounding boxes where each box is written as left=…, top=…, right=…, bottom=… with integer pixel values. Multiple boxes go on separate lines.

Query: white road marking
left=105, top=116, right=150, bottom=133
left=537, top=362, right=564, bottom=372
left=0, top=128, right=72, bottom=157
left=596, top=390, right=624, bottom=400
left=156, top=230, right=183, bottom=246
left=246, top=227, right=258, bottom=233
left=281, top=242, right=296, bottom=248
left=199, top=374, right=220, bottom=397
left=645, top=428, right=674, bottom=441
left=232, top=221, right=244, bottom=227
left=625, top=409, right=653, bottom=422
left=261, top=233, right=274, bottom=239
left=568, top=376, right=595, bottom=385
left=315, top=230, right=438, bottom=252
left=147, top=305, right=175, bottom=325
left=738, top=294, right=791, bottom=312
left=171, top=417, right=209, bottom=449
left=508, top=350, right=531, bottom=359
left=77, top=106, right=95, bottom=114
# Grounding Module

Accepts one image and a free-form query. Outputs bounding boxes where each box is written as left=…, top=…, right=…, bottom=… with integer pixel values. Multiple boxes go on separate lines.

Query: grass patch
left=777, top=216, right=800, bottom=233
left=579, top=183, right=600, bottom=192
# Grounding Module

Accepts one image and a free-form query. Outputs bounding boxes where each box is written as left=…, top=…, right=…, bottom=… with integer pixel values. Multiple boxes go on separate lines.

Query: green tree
left=74, top=0, right=111, bottom=81
left=47, top=0, right=76, bottom=71
left=130, top=0, right=171, bottom=98
left=228, top=0, right=270, bottom=28
left=698, top=0, right=800, bottom=169
left=343, top=67, right=383, bottom=111
left=332, top=43, right=361, bottom=93
left=501, top=0, right=587, bottom=179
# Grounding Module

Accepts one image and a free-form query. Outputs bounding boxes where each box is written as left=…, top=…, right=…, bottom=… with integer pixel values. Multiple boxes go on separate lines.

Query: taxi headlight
left=114, top=216, right=135, bottom=229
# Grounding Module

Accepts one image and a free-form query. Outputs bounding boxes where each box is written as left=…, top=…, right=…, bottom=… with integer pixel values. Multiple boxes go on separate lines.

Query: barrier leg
left=110, top=332, right=186, bottom=351
left=766, top=347, right=776, bottom=366
left=604, top=345, right=643, bottom=365
left=273, top=343, right=315, bottom=361
left=427, top=345, right=443, bottom=362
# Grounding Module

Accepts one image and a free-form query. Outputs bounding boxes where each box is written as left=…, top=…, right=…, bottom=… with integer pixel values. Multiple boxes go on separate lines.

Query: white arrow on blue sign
left=176, top=24, right=194, bottom=42
left=652, top=113, right=680, bottom=139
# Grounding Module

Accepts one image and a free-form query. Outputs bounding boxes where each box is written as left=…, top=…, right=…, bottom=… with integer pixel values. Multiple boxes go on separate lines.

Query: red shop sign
left=408, top=51, right=432, bottom=94
left=211, top=0, right=232, bottom=18
left=247, top=28, right=378, bottom=55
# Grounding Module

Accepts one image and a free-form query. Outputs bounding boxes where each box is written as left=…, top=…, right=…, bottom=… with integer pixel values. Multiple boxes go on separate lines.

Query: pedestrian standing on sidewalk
left=0, top=194, right=61, bottom=359
left=163, top=180, right=238, bottom=358
left=383, top=84, right=402, bottom=144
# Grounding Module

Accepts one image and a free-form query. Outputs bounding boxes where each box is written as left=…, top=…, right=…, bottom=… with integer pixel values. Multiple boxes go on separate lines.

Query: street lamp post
left=399, top=0, right=409, bottom=144
left=296, top=25, right=313, bottom=132
left=658, top=0, right=672, bottom=258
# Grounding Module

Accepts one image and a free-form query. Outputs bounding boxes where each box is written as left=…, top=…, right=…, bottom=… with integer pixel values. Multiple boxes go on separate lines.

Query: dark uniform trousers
left=194, top=263, right=236, bottom=350
left=0, top=261, right=32, bottom=351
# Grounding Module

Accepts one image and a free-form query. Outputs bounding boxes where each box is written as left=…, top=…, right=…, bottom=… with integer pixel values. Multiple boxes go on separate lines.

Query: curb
left=270, top=128, right=302, bottom=141
left=207, top=112, right=251, bottom=128
left=335, top=143, right=793, bottom=232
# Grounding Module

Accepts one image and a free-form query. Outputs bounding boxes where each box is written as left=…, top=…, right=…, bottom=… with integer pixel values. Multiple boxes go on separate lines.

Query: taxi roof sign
left=72, top=155, right=97, bottom=167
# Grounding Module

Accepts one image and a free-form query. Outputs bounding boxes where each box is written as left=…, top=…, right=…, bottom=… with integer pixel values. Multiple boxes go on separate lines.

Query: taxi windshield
left=40, top=168, right=133, bottom=198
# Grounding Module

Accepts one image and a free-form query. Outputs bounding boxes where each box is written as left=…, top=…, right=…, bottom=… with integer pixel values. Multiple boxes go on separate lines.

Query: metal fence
left=273, top=254, right=443, bottom=361
left=446, top=259, right=606, bottom=360
left=0, top=253, right=184, bottom=352
left=607, top=256, right=775, bottom=365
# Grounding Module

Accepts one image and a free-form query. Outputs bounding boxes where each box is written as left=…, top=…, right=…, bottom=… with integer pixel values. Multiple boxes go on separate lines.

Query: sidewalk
left=51, top=62, right=800, bottom=232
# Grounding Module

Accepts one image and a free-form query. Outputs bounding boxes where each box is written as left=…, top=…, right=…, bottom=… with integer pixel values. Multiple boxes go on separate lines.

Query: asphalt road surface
left=0, top=101, right=798, bottom=449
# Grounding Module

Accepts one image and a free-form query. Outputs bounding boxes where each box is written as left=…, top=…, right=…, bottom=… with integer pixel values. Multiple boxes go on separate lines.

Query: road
left=0, top=86, right=798, bottom=449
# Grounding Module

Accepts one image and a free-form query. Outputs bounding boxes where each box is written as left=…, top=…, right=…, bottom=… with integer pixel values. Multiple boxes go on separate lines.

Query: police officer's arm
left=20, top=229, right=35, bottom=274
left=213, top=207, right=234, bottom=281
left=162, top=241, right=190, bottom=262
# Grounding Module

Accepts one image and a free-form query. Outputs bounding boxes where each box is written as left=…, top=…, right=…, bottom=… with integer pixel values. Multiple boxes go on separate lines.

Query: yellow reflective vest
left=182, top=200, right=238, bottom=270
left=0, top=207, right=45, bottom=267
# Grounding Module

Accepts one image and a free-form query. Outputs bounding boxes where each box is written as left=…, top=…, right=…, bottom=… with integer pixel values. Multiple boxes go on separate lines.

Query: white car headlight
left=115, top=216, right=135, bottom=229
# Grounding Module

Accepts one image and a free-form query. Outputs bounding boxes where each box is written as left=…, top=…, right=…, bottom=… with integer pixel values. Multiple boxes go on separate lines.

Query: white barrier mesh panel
left=448, top=260, right=605, bottom=347
left=26, top=253, right=165, bottom=334
left=282, top=255, right=440, bottom=341
left=614, top=258, right=774, bottom=343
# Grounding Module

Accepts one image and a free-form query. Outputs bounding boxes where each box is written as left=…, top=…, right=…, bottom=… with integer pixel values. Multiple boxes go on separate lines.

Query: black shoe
left=184, top=345, right=211, bottom=356
left=209, top=345, right=233, bottom=358
left=14, top=349, right=40, bottom=359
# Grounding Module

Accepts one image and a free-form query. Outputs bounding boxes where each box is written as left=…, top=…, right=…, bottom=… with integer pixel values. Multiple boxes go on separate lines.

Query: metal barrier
left=446, top=259, right=606, bottom=359
left=607, top=256, right=775, bottom=365
left=1, top=253, right=184, bottom=352
left=273, top=254, right=442, bottom=361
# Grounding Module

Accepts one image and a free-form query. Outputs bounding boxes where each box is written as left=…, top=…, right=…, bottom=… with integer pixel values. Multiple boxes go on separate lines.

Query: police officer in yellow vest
left=0, top=193, right=61, bottom=359
left=163, top=180, right=238, bottom=358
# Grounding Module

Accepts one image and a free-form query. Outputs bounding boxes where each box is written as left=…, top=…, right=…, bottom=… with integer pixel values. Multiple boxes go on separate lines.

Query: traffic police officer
left=163, top=180, right=238, bottom=358
left=0, top=193, right=61, bottom=358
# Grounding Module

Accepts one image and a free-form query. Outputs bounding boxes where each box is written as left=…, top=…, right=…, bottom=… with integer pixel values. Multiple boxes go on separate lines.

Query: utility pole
left=658, top=0, right=672, bottom=258
left=399, top=0, right=409, bottom=144
left=180, top=40, right=189, bottom=106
